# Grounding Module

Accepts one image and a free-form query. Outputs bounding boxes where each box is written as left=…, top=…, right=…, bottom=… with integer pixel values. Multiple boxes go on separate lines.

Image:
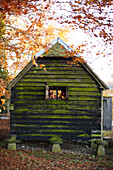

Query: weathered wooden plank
left=13, top=105, right=100, bottom=112
left=103, top=97, right=112, bottom=130
left=15, top=86, right=45, bottom=90
left=28, top=70, right=90, bottom=75
left=37, top=59, right=72, bottom=64
left=48, top=82, right=99, bottom=87
left=15, top=82, right=99, bottom=87
left=31, top=68, right=85, bottom=72
left=11, top=131, right=90, bottom=136
left=16, top=135, right=92, bottom=141
left=14, top=95, right=43, bottom=100
left=12, top=117, right=100, bottom=122
left=31, top=65, right=85, bottom=70
left=11, top=133, right=92, bottom=142
left=14, top=103, right=100, bottom=110
left=14, top=101, right=100, bottom=106
left=20, top=78, right=96, bottom=83
left=11, top=128, right=84, bottom=133
left=69, top=96, right=100, bottom=101
left=10, top=56, right=103, bottom=142
left=14, top=94, right=100, bottom=100
left=13, top=99, right=100, bottom=105
left=11, top=123, right=98, bottom=129
left=24, top=74, right=91, bottom=79
left=13, top=111, right=100, bottom=118
left=16, top=136, right=50, bottom=141
left=15, top=86, right=99, bottom=91
left=16, top=91, right=45, bottom=95
left=69, top=91, right=100, bottom=96
left=69, top=87, right=100, bottom=92
left=37, top=58, right=70, bottom=63
left=12, top=120, right=100, bottom=126
left=12, top=114, right=95, bottom=119
left=15, top=82, right=46, bottom=87
left=68, top=100, right=101, bottom=105
left=11, top=126, right=100, bottom=134
left=11, top=127, right=100, bottom=134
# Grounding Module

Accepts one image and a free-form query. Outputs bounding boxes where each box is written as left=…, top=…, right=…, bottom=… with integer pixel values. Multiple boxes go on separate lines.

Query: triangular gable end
left=42, top=42, right=69, bottom=57
left=7, top=37, right=108, bottom=90
left=7, top=37, right=74, bottom=90
left=34, top=37, right=75, bottom=58
left=35, top=37, right=108, bottom=90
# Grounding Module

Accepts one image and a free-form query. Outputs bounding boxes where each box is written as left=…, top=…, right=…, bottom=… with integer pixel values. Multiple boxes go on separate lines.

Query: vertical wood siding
left=10, top=57, right=101, bottom=141
left=103, top=97, right=112, bottom=130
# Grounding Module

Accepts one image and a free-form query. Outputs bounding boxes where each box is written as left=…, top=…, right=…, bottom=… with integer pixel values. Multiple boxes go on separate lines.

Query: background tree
left=0, top=0, right=49, bottom=112
left=0, top=0, right=69, bottom=113
left=0, top=11, right=9, bottom=113
left=0, top=0, right=113, bottom=113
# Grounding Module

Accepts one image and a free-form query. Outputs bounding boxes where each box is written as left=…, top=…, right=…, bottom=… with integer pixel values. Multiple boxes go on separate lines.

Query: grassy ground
left=103, top=130, right=113, bottom=138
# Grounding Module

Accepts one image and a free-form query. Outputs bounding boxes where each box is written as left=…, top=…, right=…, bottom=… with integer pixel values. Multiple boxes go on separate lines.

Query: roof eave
left=7, top=60, right=33, bottom=90
left=82, top=62, right=108, bottom=90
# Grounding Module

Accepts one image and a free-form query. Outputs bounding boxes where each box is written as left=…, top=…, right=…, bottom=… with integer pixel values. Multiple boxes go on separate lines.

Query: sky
left=7, top=1, right=113, bottom=89
left=66, top=28, right=113, bottom=89
left=49, top=0, right=113, bottom=89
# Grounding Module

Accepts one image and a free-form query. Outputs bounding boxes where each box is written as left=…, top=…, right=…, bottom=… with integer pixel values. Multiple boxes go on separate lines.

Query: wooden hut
left=7, top=37, right=108, bottom=144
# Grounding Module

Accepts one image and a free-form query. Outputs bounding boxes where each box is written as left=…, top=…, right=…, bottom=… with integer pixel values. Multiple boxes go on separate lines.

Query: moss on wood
left=42, top=42, right=70, bottom=56
left=14, top=114, right=93, bottom=119
left=69, top=87, right=99, bottom=92
left=20, top=78, right=96, bottom=84
left=15, top=104, right=100, bottom=110
left=16, top=83, right=45, bottom=86
left=10, top=55, right=103, bottom=141
left=77, top=133, right=90, bottom=137
left=28, top=70, right=89, bottom=75
left=16, top=95, right=42, bottom=100
left=15, top=87, right=44, bottom=90
left=24, top=74, right=91, bottom=79
left=16, top=91, right=44, bottom=95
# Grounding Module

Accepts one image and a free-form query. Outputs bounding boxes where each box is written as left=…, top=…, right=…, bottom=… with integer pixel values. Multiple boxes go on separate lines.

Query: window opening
left=49, top=87, right=66, bottom=100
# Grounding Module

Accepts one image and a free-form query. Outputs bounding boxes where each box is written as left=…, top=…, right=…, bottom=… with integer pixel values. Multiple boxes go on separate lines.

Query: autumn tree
left=0, top=0, right=70, bottom=113
left=53, top=1, right=113, bottom=54
left=0, top=0, right=49, bottom=113
left=0, top=0, right=113, bottom=113
left=0, top=10, right=9, bottom=113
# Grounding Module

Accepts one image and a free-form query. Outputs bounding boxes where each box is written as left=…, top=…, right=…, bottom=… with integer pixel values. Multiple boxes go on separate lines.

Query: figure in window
left=49, top=87, right=66, bottom=100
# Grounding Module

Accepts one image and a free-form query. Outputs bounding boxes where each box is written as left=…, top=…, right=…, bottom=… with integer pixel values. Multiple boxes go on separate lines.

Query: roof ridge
left=35, top=37, right=74, bottom=58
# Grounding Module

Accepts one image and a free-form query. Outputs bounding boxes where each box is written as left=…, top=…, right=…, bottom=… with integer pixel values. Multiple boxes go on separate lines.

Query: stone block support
left=8, top=143, right=16, bottom=151
left=52, top=144, right=61, bottom=153
left=97, top=144, right=105, bottom=156
left=7, top=135, right=17, bottom=151
left=91, top=139, right=108, bottom=156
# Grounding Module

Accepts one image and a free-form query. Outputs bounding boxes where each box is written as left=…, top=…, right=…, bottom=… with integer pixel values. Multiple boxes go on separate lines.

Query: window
left=45, top=86, right=69, bottom=100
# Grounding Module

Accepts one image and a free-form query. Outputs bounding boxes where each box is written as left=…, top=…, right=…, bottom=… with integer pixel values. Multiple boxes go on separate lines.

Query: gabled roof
left=7, top=60, right=33, bottom=90
left=7, top=37, right=108, bottom=90
left=35, top=37, right=75, bottom=58
left=81, top=62, right=108, bottom=89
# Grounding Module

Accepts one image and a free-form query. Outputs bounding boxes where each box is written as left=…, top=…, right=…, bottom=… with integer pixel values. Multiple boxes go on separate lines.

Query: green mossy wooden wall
left=10, top=57, right=101, bottom=141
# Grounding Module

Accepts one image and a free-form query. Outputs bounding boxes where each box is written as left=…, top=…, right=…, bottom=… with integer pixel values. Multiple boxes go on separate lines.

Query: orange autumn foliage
left=0, top=0, right=113, bottom=111
left=0, top=1, right=69, bottom=107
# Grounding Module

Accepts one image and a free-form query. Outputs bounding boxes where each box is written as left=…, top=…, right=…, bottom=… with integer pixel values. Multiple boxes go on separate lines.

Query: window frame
left=45, top=86, right=69, bottom=100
